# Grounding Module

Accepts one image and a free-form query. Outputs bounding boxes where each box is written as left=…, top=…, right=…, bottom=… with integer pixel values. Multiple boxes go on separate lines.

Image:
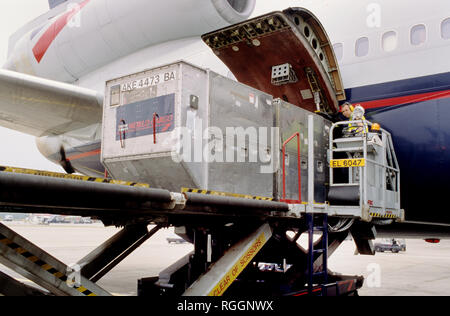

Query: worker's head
left=341, top=102, right=353, bottom=119
left=352, top=105, right=365, bottom=120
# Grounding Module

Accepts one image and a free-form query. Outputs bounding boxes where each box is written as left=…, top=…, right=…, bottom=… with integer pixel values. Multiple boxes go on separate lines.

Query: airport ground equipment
left=0, top=60, right=403, bottom=296
left=0, top=8, right=404, bottom=295
left=0, top=116, right=401, bottom=296
left=328, top=121, right=402, bottom=220
left=0, top=221, right=111, bottom=296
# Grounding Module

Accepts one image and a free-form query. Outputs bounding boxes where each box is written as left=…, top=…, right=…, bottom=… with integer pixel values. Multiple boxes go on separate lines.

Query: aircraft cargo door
left=202, top=7, right=346, bottom=115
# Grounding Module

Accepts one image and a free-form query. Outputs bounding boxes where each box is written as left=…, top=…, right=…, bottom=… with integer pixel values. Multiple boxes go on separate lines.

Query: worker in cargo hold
left=341, top=103, right=368, bottom=136
left=340, top=102, right=354, bottom=119
left=349, top=105, right=368, bottom=135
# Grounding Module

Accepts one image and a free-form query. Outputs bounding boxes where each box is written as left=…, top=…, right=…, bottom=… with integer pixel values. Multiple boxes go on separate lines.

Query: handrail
left=281, top=132, right=302, bottom=204
left=329, top=119, right=401, bottom=211
left=153, top=112, right=159, bottom=144
left=119, top=119, right=127, bottom=149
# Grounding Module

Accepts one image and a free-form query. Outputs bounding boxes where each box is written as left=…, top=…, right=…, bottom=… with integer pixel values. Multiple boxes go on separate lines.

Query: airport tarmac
left=0, top=221, right=449, bottom=296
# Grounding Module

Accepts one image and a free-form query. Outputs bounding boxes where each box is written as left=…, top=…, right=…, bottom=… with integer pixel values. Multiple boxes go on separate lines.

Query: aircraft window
left=441, top=18, right=450, bottom=39
left=333, top=43, right=343, bottom=61
left=382, top=31, right=398, bottom=52
left=355, top=37, right=369, bottom=57
left=411, top=24, right=426, bottom=45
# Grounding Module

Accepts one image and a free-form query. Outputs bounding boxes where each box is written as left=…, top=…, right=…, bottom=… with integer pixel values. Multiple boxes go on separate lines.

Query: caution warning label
left=208, top=232, right=268, bottom=296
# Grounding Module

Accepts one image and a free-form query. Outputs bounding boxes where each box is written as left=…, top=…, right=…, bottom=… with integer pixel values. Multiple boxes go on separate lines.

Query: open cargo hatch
left=202, top=8, right=346, bottom=114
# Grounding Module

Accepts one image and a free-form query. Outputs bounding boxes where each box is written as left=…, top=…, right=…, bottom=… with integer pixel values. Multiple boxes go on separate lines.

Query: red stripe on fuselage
left=32, top=0, right=91, bottom=63
left=67, top=148, right=101, bottom=161
left=357, top=89, right=450, bottom=110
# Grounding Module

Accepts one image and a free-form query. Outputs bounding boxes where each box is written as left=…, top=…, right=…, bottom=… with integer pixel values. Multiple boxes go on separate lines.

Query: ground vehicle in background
left=375, top=239, right=405, bottom=253
left=397, top=239, right=407, bottom=252
left=3, top=215, right=13, bottom=222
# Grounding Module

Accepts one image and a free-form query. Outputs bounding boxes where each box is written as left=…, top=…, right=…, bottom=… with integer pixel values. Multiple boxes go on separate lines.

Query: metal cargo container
left=102, top=61, right=330, bottom=201
left=275, top=99, right=330, bottom=203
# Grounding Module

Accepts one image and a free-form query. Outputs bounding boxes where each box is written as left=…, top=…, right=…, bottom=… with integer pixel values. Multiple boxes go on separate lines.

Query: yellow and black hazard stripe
left=0, top=233, right=96, bottom=296
left=370, top=212, right=398, bottom=219
left=182, top=188, right=273, bottom=201
left=0, top=166, right=150, bottom=189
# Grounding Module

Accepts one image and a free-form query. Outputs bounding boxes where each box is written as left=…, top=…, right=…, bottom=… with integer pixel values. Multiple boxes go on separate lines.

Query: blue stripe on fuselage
left=365, top=97, right=450, bottom=224
left=344, top=71, right=450, bottom=104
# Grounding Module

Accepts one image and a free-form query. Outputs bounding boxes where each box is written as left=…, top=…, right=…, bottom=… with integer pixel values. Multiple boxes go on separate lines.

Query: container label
left=115, top=94, right=175, bottom=141
left=120, top=71, right=176, bottom=92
